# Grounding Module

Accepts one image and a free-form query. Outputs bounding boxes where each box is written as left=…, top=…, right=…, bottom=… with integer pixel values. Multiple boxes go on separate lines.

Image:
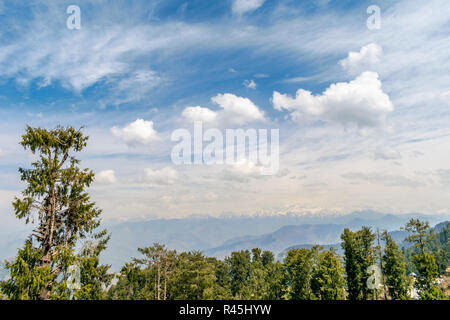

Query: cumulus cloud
left=243, top=79, right=257, bottom=89
left=182, top=93, right=265, bottom=126
left=111, top=119, right=160, bottom=146
left=374, top=147, right=402, bottom=160
left=96, top=170, right=117, bottom=184
left=339, top=43, right=383, bottom=75
left=232, top=0, right=265, bottom=15
left=144, top=167, right=179, bottom=185
left=272, top=72, right=394, bottom=129
left=212, top=93, right=265, bottom=124
left=182, top=106, right=218, bottom=123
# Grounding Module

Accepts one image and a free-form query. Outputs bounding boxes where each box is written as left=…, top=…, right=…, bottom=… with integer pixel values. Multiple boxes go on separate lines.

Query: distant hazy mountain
left=204, top=217, right=449, bottom=260
left=101, top=212, right=444, bottom=269
left=0, top=211, right=447, bottom=271
left=276, top=221, right=449, bottom=261
left=205, top=224, right=345, bottom=258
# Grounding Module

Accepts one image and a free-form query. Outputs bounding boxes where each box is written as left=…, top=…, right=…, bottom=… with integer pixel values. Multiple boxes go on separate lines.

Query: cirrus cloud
left=232, top=0, right=265, bottom=15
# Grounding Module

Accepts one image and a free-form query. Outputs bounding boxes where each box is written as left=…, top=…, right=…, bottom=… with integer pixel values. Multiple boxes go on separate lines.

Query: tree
left=261, top=251, right=285, bottom=300
left=226, top=250, right=252, bottom=299
left=404, top=219, right=435, bottom=255
left=209, top=259, right=233, bottom=300
left=381, top=231, right=409, bottom=300
left=170, top=251, right=216, bottom=300
left=311, top=249, right=345, bottom=300
left=107, top=262, right=148, bottom=300
left=404, top=219, right=447, bottom=299
left=0, top=126, right=108, bottom=300
left=133, top=243, right=176, bottom=300
left=284, top=248, right=317, bottom=300
left=72, top=230, right=112, bottom=300
left=340, top=227, right=376, bottom=300
left=261, top=251, right=275, bottom=267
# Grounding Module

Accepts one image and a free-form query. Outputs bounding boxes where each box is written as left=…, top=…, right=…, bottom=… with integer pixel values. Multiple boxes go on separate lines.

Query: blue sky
left=0, top=0, right=450, bottom=226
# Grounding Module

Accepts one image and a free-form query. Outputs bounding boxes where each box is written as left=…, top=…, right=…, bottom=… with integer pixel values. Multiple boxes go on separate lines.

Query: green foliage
left=1, top=125, right=109, bottom=300
left=311, top=249, right=345, bottom=300
left=107, top=263, right=148, bottom=300
left=73, top=230, right=112, bottom=300
left=381, top=232, right=409, bottom=300
left=340, top=227, right=376, bottom=300
left=419, top=285, right=449, bottom=300
left=284, top=248, right=316, bottom=299
left=0, top=239, right=53, bottom=300
left=103, top=226, right=448, bottom=301
left=403, top=219, right=435, bottom=255
left=226, top=250, right=252, bottom=298
left=171, top=251, right=216, bottom=299
left=404, top=219, right=447, bottom=299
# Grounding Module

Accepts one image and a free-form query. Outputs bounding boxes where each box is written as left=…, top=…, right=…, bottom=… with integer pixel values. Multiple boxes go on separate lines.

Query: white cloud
left=144, top=167, right=179, bottom=185
left=232, top=0, right=265, bottom=15
left=106, top=69, right=163, bottom=105
left=212, top=93, right=265, bottom=125
left=222, top=159, right=263, bottom=182
left=243, top=79, right=257, bottom=89
left=111, top=119, right=160, bottom=146
left=280, top=76, right=313, bottom=84
left=374, top=147, right=402, bottom=160
left=182, top=106, right=218, bottom=123
left=273, top=72, right=394, bottom=129
left=339, top=43, right=383, bottom=75
left=96, top=170, right=117, bottom=184
left=182, top=93, right=265, bottom=126
left=26, top=112, right=43, bottom=119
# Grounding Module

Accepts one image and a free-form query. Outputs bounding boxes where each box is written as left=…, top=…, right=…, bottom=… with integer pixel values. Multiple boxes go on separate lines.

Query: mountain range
left=0, top=211, right=448, bottom=271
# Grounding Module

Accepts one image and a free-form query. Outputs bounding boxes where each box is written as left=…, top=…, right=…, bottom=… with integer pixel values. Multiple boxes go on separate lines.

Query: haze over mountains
left=0, top=211, right=448, bottom=271
left=101, top=211, right=447, bottom=269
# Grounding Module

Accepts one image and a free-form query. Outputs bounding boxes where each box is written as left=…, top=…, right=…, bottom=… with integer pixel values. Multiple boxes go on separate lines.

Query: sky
left=0, top=0, right=449, bottom=226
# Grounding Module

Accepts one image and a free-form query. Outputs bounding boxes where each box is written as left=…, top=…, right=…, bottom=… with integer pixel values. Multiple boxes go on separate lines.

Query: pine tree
left=311, top=249, right=345, bottom=300
left=381, top=231, right=409, bottom=300
left=404, top=219, right=447, bottom=299
left=284, top=248, right=316, bottom=300
left=340, top=227, right=376, bottom=300
left=0, top=126, right=109, bottom=300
